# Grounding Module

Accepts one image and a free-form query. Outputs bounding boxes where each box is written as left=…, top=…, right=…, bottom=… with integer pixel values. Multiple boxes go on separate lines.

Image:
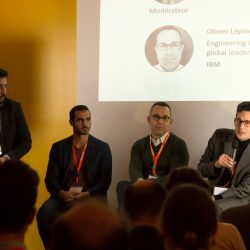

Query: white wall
left=77, top=0, right=238, bottom=209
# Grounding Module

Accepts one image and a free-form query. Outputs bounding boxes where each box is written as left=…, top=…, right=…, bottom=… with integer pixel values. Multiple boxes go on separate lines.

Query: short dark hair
left=51, top=199, right=128, bottom=250
left=162, top=184, right=217, bottom=250
left=149, top=102, right=171, bottom=115
left=124, top=181, right=166, bottom=220
left=69, top=105, right=89, bottom=121
left=236, top=102, right=250, bottom=114
left=0, top=68, right=8, bottom=78
left=0, top=160, right=39, bottom=233
left=165, top=167, right=213, bottom=195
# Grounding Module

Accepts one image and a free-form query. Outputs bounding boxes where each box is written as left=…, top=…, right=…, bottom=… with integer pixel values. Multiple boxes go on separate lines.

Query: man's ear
left=69, top=119, right=73, bottom=126
left=147, top=116, right=150, bottom=123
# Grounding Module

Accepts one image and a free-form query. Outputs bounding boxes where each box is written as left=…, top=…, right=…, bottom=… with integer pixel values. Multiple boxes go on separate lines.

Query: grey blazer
left=198, top=128, right=250, bottom=202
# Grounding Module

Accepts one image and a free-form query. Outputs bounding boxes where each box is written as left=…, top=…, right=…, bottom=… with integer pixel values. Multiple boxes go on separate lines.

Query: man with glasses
left=154, top=26, right=184, bottom=72
left=116, top=102, right=189, bottom=209
left=198, top=101, right=250, bottom=213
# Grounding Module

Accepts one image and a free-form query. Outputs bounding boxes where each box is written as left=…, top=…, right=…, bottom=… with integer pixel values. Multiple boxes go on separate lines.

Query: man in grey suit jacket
left=0, top=68, right=31, bottom=163
left=198, top=102, right=250, bottom=214
left=37, top=105, right=112, bottom=249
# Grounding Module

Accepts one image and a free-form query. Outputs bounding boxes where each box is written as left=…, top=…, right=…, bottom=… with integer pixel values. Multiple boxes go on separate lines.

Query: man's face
left=155, top=29, right=184, bottom=71
left=0, top=77, right=7, bottom=101
left=147, top=105, right=172, bottom=138
left=70, top=110, right=91, bottom=136
left=234, top=111, right=250, bottom=141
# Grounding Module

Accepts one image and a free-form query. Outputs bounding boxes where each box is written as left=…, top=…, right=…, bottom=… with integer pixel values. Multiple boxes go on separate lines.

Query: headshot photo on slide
left=155, top=0, right=183, bottom=5
left=145, top=25, right=193, bottom=72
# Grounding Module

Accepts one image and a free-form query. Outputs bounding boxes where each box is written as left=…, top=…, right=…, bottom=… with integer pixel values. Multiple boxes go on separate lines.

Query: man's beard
left=75, top=127, right=89, bottom=135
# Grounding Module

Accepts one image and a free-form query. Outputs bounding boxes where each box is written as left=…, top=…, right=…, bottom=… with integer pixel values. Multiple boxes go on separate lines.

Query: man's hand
left=57, top=190, right=75, bottom=204
left=215, top=154, right=234, bottom=169
left=136, top=178, right=147, bottom=183
left=74, top=191, right=90, bottom=201
left=0, top=156, right=8, bottom=165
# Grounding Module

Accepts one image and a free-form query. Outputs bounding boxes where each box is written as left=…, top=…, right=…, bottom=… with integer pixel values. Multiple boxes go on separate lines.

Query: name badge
left=148, top=175, right=157, bottom=179
left=69, top=186, right=82, bottom=193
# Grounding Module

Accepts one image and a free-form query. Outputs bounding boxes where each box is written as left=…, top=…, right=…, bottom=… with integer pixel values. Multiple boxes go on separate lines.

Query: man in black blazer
left=37, top=105, right=112, bottom=249
left=198, top=102, right=250, bottom=214
left=0, top=68, right=31, bottom=163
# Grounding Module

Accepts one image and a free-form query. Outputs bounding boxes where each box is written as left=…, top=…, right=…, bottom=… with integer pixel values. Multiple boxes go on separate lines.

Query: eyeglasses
left=151, top=114, right=171, bottom=122
left=157, top=42, right=182, bottom=51
left=234, top=118, right=250, bottom=127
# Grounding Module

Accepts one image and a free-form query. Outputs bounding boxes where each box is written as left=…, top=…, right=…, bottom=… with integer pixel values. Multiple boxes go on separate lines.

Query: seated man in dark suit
left=0, top=68, right=31, bottom=164
left=198, top=102, right=250, bottom=214
left=37, top=105, right=112, bottom=249
left=117, top=102, right=189, bottom=209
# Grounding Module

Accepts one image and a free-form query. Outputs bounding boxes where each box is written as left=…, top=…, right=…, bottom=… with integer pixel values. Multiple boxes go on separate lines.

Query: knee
left=116, top=181, right=132, bottom=194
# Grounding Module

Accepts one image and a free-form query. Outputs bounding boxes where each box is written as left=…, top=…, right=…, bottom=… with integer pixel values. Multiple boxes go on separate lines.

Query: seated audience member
left=162, top=184, right=218, bottom=250
left=198, top=102, right=250, bottom=214
left=37, top=105, right=112, bottom=248
left=165, top=167, right=246, bottom=250
left=117, top=102, right=189, bottom=209
left=124, top=181, right=166, bottom=250
left=129, top=225, right=165, bottom=250
left=0, top=160, right=39, bottom=250
left=165, top=166, right=212, bottom=193
left=221, top=203, right=250, bottom=249
left=50, top=199, right=128, bottom=250
left=124, top=181, right=166, bottom=229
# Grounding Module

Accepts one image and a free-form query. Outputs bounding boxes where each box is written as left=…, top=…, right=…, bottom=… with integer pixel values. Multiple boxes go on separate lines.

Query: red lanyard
left=72, top=140, right=88, bottom=183
left=150, top=132, right=170, bottom=176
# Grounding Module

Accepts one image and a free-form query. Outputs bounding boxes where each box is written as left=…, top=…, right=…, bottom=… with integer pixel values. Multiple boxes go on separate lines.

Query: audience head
left=50, top=199, right=128, bottom=250
left=165, top=166, right=212, bottom=194
left=129, top=225, right=165, bottom=250
left=162, top=184, right=217, bottom=250
left=124, top=181, right=166, bottom=224
left=0, top=160, right=39, bottom=233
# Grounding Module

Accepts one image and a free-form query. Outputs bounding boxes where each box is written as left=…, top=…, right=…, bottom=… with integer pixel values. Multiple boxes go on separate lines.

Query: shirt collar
left=151, top=132, right=170, bottom=147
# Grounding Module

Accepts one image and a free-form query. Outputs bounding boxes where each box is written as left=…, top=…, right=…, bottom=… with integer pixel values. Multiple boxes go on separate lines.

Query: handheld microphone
left=231, top=139, right=239, bottom=168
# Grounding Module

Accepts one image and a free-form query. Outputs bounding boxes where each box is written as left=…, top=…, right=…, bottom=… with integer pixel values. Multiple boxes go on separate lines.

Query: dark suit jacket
left=0, top=98, right=31, bottom=159
left=198, top=128, right=250, bottom=201
left=129, top=132, right=189, bottom=186
left=45, top=135, right=112, bottom=197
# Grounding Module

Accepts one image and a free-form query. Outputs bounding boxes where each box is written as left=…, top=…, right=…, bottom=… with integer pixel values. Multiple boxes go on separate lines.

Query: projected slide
left=98, top=0, right=250, bottom=101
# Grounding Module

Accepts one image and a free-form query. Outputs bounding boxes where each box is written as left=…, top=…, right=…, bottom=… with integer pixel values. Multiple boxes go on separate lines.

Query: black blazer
left=0, top=98, right=31, bottom=159
left=45, top=135, right=112, bottom=197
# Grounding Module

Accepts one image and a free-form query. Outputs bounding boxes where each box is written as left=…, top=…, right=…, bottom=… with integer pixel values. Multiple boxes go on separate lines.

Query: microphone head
left=232, top=139, right=239, bottom=149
